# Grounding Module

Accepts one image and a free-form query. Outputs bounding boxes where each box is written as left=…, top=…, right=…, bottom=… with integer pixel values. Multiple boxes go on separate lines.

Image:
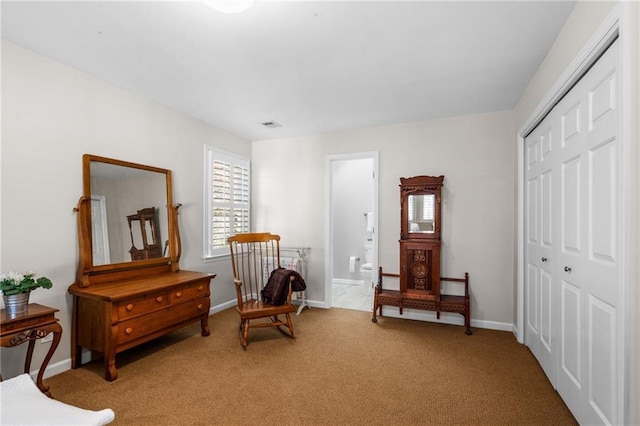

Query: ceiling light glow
left=203, top=0, right=256, bottom=14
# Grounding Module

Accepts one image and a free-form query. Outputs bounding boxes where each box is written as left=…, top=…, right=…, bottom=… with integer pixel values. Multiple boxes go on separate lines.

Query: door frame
left=324, top=151, right=379, bottom=308
left=516, top=4, right=630, bottom=423
left=91, top=194, right=111, bottom=265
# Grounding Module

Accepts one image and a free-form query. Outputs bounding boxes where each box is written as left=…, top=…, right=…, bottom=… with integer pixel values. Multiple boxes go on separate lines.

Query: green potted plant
left=1, top=271, right=53, bottom=316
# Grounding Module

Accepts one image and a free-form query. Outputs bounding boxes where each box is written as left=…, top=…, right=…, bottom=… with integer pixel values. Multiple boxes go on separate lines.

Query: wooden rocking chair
left=228, top=232, right=298, bottom=348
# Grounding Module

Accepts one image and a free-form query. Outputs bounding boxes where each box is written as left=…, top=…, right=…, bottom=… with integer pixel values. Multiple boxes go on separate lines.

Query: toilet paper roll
left=366, top=212, right=374, bottom=232
left=348, top=256, right=357, bottom=273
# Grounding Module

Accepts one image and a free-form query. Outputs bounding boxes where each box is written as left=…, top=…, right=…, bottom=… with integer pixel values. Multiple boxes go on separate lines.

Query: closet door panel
left=526, top=263, right=539, bottom=334
left=586, top=119, right=617, bottom=300
left=524, top=131, right=541, bottom=354
left=561, top=103, right=582, bottom=145
left=560, top=155, right=583, bottom=257
left=525, top=130, right=541, bottom=348
left=588, top=69, right=616, bottom=129
left=589, top=139, right=617, bottom=268
left=541, top=170, right=553, bottom=247
left=561, top=40, right=619, bottom=425
left=539, top=163, right=554, bottom=356
left=561, top=279, right=582, bottom=388
left=556, top=66, right=589, bottom=422
left=526, top=177, right=539, bottom=248
left=588, top=296, right=616, bottom=423
left=524, top=39, right=620, bottom=425
left=580, top=47, right=620, bottom=425
left=524, top=123, right=557, bottom=380
left=540, top=269, right=553, bottom=352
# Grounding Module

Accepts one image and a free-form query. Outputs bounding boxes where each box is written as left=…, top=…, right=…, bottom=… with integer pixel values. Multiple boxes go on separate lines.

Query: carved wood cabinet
left=69, top=155, right=214, bottom=381
left=372, top=175, right=471, bottom=334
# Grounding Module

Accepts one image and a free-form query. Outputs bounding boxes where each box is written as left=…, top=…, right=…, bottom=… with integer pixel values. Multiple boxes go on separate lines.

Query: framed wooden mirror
left=400, top=175, right=443, bottom=241
left=74, top=154, right=180, bottom=287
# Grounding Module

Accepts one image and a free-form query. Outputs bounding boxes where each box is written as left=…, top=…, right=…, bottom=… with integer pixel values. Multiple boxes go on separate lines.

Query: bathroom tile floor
left=332, top=281, right=373, bottom=312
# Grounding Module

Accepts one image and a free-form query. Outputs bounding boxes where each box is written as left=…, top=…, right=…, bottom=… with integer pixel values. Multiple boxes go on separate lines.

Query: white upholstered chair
left=0, top=374, right=114, bottom=425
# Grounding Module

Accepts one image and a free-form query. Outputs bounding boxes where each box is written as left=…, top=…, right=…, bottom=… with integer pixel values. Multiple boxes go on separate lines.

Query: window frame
left=203, top=145, right=250, bottom=259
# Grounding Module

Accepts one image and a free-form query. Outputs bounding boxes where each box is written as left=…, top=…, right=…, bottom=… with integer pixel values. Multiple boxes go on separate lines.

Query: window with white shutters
left=204, top=146, right=250, bottom=258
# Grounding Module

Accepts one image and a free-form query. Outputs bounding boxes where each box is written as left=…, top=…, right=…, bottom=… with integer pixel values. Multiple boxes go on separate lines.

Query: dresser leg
left=104, top=334, right=118, bottom=381
left=104, top=355, right=118, bottom=382
left=70, top=295, right=80, bottom=369
left=201, top=314, right=210, bottom=337
left=71, top=344, right=82, bottom=369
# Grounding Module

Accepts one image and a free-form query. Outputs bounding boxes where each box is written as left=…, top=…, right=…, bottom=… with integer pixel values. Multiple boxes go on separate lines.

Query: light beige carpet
left=44, top=307, right=577, bottom=425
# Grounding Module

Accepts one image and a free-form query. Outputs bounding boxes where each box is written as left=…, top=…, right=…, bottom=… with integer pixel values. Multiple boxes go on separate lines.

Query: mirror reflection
left=127, top=207, right=163, bottom=261
left=90, top=161, right=169, bottom=265
left=408, top=194, right=435, bottom=233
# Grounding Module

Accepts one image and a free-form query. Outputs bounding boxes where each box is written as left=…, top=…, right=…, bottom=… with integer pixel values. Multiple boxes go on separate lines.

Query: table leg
left=35, top=323, right=62, bottom=397
left=24, top=339, right=36, bottom=376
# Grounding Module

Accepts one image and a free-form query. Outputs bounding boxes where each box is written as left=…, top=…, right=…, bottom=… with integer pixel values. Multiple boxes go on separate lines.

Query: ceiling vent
left=260, top=120, right=282, bottom=129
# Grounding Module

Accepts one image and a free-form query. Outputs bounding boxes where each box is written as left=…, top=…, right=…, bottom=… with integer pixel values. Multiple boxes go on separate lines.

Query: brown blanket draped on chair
left=262, top=268, right=306, bottom=306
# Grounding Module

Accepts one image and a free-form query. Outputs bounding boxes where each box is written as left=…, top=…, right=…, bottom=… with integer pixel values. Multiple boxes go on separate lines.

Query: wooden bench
left=372, top=267, right=472, bottom=335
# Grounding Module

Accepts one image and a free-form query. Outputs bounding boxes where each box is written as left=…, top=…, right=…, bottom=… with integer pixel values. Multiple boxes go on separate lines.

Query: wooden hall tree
left=372, top=175, right=471, bottom=334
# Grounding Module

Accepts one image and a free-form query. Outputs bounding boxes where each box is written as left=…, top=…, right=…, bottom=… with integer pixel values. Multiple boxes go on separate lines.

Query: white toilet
left=359, top=243, right=373, bottom=288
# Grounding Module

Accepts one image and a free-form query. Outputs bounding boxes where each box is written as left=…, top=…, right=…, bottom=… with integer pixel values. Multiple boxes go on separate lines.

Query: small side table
left=0, top=303, right=62, bottom=397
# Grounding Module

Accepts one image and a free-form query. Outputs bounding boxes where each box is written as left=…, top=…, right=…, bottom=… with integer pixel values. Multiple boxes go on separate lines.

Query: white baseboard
left=303, top=299, right=513, bottom=332
left=374, top=307, right=513, bottom=332
left=511, top=323, right=520, bottom=340
left=31, top=358, right=71, bottom=381
left=304, top=299, right=327, bottom=309
left=332, top=278, right=364, bottom=286
left=209, top=299, right=235, bottom=314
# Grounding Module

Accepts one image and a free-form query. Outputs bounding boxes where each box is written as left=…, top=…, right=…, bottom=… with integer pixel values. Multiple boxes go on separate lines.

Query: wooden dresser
left=69, top=270, right=213, bottom=381
left=69, top=154, right=215, bottom=381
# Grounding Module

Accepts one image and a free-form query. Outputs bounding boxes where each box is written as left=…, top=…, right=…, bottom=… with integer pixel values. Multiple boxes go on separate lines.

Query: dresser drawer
left=168, top=281, right=209, bottom=304
left=116, top=297, right=210, bottom=345
left=116, top=291, right=169, bottom=321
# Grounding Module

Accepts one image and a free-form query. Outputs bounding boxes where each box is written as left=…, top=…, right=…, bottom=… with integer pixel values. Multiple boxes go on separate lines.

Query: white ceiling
left=1, top=1, right=576, bottom=141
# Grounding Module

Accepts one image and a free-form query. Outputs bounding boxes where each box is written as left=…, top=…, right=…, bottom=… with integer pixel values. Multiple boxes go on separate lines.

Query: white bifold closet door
left=524, top=39, right=620, bottom=425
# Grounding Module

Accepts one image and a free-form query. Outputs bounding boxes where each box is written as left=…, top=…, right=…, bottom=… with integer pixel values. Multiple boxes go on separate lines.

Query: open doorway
left=325, top=152, right=378, bottom=311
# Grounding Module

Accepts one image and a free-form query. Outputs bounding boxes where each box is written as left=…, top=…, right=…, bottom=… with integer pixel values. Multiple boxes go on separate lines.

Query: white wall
left=514, top=2, right=639, bottom=424
left=253, top=110, right=516, bottom=326
left=0, top=40, right=251, bottom=377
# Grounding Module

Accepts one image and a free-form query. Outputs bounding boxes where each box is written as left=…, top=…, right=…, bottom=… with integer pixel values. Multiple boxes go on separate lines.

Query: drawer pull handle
left=126, top=304, right=134, bottom=311
left=564, top=266, right=572, bottom=273
left=197, top=304, right=203, bottom=310
left=156, top=296, right=164, bottom=303
left=175, top=291, right=182, bottom=298
left=125, top=327, right=133, bottom=335
left=198, top=285, right=204, bottom=291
